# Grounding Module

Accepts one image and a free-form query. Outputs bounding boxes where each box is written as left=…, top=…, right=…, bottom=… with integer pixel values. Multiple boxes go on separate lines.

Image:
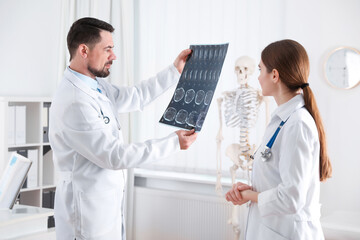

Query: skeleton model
left=216, top=56, right=268, bottom=239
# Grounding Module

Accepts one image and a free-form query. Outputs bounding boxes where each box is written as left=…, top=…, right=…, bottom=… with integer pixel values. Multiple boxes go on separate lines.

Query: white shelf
left=42, top=185, right=56, bottom=190
left=0, top=97, right=52, bottom=103
left=0, top=97, right=55, bottom=208
left=20, top=187, right=42, bottom=193
left=8, top=143, right=42, bottom=148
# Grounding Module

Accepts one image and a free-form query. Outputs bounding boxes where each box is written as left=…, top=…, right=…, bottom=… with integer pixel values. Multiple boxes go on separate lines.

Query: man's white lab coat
left=49, top=65, right=180, bottom=240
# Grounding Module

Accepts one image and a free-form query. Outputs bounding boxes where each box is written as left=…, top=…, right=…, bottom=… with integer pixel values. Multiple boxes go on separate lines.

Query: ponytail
left=302, top=87, right=332, bottom=181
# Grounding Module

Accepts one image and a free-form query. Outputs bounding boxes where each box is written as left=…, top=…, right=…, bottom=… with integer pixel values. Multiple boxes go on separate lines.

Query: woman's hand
left=225, top=182, right=253, bottom=205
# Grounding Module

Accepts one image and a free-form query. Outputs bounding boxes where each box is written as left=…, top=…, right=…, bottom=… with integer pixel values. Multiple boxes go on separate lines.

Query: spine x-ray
left=160, top=43, right=229, bottom=131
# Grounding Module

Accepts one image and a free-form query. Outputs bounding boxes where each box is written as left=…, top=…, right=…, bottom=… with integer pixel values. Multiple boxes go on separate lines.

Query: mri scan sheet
left=160, top=43, right=229, bottom=131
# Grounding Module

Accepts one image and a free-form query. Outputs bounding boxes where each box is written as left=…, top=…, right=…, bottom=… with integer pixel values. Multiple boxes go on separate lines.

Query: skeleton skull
left=234, top=56, right=255, bottom=85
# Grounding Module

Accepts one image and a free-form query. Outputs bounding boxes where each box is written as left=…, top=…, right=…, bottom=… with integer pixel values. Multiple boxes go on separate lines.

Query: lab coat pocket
left=79, top=188, right=121, bottom=238
left=259, top=222, right=289, bottom=240
left=261, top=215, right=294, bottom=240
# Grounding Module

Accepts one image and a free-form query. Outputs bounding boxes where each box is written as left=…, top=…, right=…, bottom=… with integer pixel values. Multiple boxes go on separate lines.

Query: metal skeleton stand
left=216, top=56, right=268, bottom=240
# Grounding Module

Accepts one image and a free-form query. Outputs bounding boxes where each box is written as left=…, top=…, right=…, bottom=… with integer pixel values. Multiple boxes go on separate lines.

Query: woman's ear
left=272, top=69, right=280, bottom=84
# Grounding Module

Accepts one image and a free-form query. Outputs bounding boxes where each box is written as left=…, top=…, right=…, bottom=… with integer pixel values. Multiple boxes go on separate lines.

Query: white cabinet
left=0, top=97, right=55, bottom=208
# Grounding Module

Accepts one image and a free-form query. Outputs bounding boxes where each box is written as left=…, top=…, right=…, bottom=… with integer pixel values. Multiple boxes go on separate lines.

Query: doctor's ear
left=271, top=69, right=280, bottom=84
left=79, top=44, right=88, bottom=58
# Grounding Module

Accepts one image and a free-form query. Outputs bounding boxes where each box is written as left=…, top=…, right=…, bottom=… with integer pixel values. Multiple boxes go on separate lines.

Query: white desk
left=0, top=204, right=55, bottom=240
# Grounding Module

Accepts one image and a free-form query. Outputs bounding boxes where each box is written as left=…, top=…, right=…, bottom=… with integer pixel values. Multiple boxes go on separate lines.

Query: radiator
left=132, top=186, right=247, bottom=240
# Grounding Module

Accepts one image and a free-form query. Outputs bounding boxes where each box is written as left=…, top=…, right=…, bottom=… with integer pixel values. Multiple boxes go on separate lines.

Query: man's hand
left=175, top=129, right=198, bottom=150
left=173, top=49, right=192, bottom=74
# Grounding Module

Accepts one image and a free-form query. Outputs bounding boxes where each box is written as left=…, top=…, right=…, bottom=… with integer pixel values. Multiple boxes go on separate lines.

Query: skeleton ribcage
left=224, top=88, right=260, bottom=129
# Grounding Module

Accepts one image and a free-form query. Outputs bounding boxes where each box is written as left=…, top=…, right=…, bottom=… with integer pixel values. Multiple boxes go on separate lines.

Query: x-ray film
left=160, top=43, right=229, bottom=131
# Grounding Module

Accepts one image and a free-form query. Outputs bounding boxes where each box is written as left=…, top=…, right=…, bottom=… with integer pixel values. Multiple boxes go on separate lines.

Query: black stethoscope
left=251, top=117, right=289, bottom=162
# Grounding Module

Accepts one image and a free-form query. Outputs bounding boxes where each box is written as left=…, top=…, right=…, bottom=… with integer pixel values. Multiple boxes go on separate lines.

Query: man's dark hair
left=67, top=17, right=114, bottom=61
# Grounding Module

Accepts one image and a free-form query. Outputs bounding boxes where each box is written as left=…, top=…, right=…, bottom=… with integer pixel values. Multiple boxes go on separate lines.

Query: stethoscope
left=97, top=88, right=110, bottom=124
left=251, top=117, right=289, bottom=162
left=100, top=109, right=110, bottom=124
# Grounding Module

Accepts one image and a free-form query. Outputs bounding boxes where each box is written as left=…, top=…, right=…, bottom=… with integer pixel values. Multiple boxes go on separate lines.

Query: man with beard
left=49, top=17, right=197, bottom=240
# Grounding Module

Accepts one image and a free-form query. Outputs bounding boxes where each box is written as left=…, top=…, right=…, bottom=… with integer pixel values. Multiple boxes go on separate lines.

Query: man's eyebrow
left=104, top=45, right=114, bottom=49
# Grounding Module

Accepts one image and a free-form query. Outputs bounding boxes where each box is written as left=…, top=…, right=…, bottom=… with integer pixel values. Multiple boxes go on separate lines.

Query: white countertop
left=0, top=204, right=53, bottom=227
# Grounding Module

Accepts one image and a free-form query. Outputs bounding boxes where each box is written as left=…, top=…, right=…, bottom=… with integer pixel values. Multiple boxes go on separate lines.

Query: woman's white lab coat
left=245, top=95, right=324, bottom=240
left=49, top=65, right=180, bottom=240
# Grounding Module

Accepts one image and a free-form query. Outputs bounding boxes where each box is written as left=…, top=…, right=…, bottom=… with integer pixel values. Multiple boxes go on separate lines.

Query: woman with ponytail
left=225, top=39, right=332, bottom=239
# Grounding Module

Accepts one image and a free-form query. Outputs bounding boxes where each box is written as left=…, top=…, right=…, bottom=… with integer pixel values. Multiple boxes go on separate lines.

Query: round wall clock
left=324, top=47, right=360, bottom=89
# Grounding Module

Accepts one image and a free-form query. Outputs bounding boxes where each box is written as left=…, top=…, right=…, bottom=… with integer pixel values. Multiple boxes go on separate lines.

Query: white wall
left=0, top=0, right=359, bottom=219
left=283, top=0, right=360, bottom=216
left=0, top=0, right=62, bottom=97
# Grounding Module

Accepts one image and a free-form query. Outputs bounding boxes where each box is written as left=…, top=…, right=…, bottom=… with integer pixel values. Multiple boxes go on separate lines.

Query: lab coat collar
left=272, top=94, right=305, bottom=122
left=68, top=67, right=98, bottom=91
left=64, top=67, right=110, bottom=102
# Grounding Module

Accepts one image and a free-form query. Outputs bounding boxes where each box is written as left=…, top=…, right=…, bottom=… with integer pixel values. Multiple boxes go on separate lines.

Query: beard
left=87, top=61, right=112, bottom=78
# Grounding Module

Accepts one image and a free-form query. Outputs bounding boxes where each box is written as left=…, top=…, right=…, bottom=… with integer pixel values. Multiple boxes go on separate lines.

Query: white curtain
left=133, top=0, right=284, bottom=177
left=56, top=0, right=135, bottom=238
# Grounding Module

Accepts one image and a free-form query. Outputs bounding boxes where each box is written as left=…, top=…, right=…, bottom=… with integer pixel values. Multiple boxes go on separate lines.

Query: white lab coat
left=49, top=65, right=181, bottom=240
left=245, top=95, right=324, bottom=240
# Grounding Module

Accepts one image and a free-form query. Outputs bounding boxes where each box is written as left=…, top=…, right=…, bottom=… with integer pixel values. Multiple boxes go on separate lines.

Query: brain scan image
left=193, top=70, right=198, bottom=80
left=204, top=91, right=213, bottom=105
left=219, top=49, right=223, bottom=58
left=174, top=88, right=185, bottom=102
left=159, top=43, right=228, bottom=131
left=203, top=49, right=208, bottom=60
left=175, top=109, right=188, bottom=124
left=195, top=90, right=205, bottom=105
left=203, top=70, right=208, bottom=81
left=209, top=49, right=213, bottom=60
left=163, top=107, right=177, bottom=121
left=183, top=70, right=188, bottom=80
left=186, top=111, right=199, bottom=127
left=193, top=50, right=197, bottom=59
left=199, top=49, right=203, bottom=59
left=196, top=112, right=206, bottom=128
left=184, top=89, right=196, bottom=104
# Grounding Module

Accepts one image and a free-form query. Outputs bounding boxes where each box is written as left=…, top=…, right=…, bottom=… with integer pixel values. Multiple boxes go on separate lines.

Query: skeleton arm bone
left=216, top=97, right=224, bottom=143
left=216, top=97, right=224, bottom=195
